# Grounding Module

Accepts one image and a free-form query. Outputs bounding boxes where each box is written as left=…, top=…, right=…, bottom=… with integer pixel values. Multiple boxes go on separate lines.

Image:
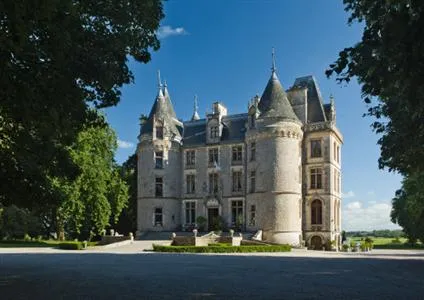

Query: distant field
left=349, top=236, right=423, bottom=249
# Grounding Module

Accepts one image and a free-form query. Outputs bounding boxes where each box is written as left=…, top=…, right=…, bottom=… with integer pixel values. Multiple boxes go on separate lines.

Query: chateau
left=137, top=55, right=343, bottom=249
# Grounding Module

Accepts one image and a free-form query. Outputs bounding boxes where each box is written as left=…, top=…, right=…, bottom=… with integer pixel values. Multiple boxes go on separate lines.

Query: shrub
left=152, top=244, right=291, bottom=253
left=58, top=242, right=85, bottom=250
left=342, top=244, right=349, bottom=252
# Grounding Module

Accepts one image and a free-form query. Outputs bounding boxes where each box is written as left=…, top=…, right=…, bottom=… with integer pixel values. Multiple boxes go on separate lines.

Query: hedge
left=58, top=241, right=86, bottom=250
left=152, top=244, right=291, bottom=253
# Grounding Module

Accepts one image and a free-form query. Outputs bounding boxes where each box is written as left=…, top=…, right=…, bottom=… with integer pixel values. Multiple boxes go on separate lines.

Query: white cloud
left=157, top=25, right=188, bottom=39
left=341, top=190, right=355, bottom=198
left=117, top=139, right=134, bottom=149
left=342, top=200, right=400, bottom=231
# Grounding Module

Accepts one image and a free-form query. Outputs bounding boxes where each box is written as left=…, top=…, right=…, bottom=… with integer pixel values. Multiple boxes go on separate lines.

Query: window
left=186, top=174, right=195, bottom=194
left=337, top=145, right=340, bottom=163
left=249, top=205, right=256, bottom=226
left=310, top=168, right=322, bottom=189
left=310, top=140, right=322, bottom=158
left=156, top=126, right=163, bottom=139
left=186, top=150, right=195, bottom=167
left=250, top=171, right=256, bottom=193
left=155, top=151, right=163, bottom=169
left=249, top=116, right=256, bottom=128
left=333, top=171, right=337, bottom=192
left=311, top=199, right=322, bottom=225
left=232, top=146, right=242, bottom=163
left=154, top=207, right=163, bottom=226
left=155, top=177, right=163, bottom=197
left=250, top=142, right=256, bottom=161
left=185, top=202, right=196, bottom=224
left=232, top=171, right=243, bottom=192
left=209, top=173, right=219, bottom=194
left=333, top=142, right=337, bottom=161
left=210, top=126, right=219, bottom=138
left=231, top=200, right=243, bottom=226
left=209, top=148, right=219, bottom=164
left=337, top=171, right=341, bottom=193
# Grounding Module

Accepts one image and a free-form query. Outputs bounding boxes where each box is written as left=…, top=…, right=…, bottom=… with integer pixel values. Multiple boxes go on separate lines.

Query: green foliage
left=196, top=216, right=207, bottom=232
left=0, top=205, right=42, bottom=239
left=327, top=0, right=424, bottom=175
left=0, top=0, right=164, bottom=209
left=346, top=229, right=404, bottom=238
left=391, top=172, right=424, bottom=242
left=114, top=153, right=137, bottom=234
left=152, top=244, right=292, bottom=253
left=54, top=119, right=129, bottom=240
left=58, top=241, right=85, bottom=250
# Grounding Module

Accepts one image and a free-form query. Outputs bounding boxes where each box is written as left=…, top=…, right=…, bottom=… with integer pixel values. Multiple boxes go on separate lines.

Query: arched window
left=311, top=199, right=322, bottom=225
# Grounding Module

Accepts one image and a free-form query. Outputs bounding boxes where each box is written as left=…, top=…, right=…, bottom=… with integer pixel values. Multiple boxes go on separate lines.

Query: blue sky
left=104, top=0, right=402, bottom=231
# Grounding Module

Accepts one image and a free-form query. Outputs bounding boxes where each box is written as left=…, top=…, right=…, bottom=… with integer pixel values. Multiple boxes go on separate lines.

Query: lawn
left=349, top=236, right=424, bottom=249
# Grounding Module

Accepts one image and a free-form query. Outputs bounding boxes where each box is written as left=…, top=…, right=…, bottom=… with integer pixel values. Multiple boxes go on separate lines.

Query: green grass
left=349, top=236, right=424, bottom=249
left=0, top=239, right=99, bottom=248
left=153, top=244, right=291, bottom=253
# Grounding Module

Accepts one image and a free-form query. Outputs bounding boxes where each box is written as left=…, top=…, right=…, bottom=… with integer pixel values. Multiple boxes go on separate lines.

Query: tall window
left=231, top=200, right=243, bottom=226
left=186, top=150, right=195, bottom=167
left=232, top=146, right=242, bottom=163
left=209, top=173, right=219, bottom=194
left=156, top=126, right=163, bottom=139
left=185, top=202, right=196, bottom=224
left=311, top=199, right=322, bottom=225
left=186, top=174, right=196, bottom=194
left=250, top=142, right=256, bottom=161
left=154, top=207, right=163, bottom=226
left=209, top=148, right=219, bottom=164
left=232, top=171, right=242, bottom=192
left=250, top=171, right=256, bottom=193
left=310, top=140, right=322, bottom=158
left=337, top=145, right=340, bottom=163
left=249, top=205, right=256, bottom=226
left=310, top=168, right=322, bottom=189
left=155, top=151, right=163, bottom=169
left=249, top=116, right=256, bottom=128
left=210, top=126, right=219, bottom=138
left=155, top=177, right=163, bottom=197
left=333, top=142, right=337, bottom=161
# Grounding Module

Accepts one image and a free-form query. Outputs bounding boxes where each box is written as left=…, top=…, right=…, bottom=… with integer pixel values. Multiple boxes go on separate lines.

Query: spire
left=257, top=50, right=299, bottom=122
left=271, top=47, right=277, bottom=74
left=191, top=95, right=200, bottom=121
left=139, top=72, right=181, bottom=138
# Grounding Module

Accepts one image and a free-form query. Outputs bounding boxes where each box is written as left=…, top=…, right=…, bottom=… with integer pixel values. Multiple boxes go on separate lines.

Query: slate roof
left=140, top=87, right=182, bottom=137
left=292, top=76, right=327, bottom=123
left=258, top=72, right=300, bottom=121
left=182, top=114, right=247, bottom=147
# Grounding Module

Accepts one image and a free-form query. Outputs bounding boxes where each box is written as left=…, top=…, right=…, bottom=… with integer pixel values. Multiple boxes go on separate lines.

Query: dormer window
left=210, top=126, right=219, bottom=138
left=156, top=126, right=163, bottom=139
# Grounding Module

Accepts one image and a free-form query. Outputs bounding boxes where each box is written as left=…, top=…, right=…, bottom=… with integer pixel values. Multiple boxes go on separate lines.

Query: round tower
left=137, top=73, right=182, bottom=235
left=247, top=53, right=303, bottom=246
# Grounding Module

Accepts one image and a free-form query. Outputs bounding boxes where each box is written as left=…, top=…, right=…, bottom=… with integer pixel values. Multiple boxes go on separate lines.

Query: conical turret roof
left=140, top=77, right=181, bottom=137
left=258, top=71, right=299, bottom=121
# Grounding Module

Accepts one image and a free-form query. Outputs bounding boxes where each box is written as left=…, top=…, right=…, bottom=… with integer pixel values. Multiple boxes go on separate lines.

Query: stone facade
left=137, top=60, right=343, bottom=248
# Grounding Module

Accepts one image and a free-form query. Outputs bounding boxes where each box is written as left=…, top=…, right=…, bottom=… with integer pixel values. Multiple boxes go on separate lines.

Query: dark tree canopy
left=0, top=0, right=164, bottom=207
left=326, top=0, right=424, bottom=175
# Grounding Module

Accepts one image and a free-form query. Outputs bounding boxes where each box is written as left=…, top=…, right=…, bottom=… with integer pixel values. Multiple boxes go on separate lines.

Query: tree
left=391, top=172, right=424, bottom=243
left=326, top=0, right=424, bottom=175
left=54, top=118, right=129, bottom=240
left=0, top=0, right=164, bottom=208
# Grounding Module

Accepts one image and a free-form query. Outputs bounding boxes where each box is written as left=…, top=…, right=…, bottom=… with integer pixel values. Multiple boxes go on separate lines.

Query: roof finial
left=191, top=94, right=200, bottom=121
left=157, top=70, right=162, bottom=89
left=271, top=47, right=277, bottom=73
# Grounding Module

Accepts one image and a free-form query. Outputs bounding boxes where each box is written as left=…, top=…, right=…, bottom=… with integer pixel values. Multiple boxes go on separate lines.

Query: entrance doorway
left=207, top=208, right=219, bottom=231
left=310, top=236, right=323, bottom=250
